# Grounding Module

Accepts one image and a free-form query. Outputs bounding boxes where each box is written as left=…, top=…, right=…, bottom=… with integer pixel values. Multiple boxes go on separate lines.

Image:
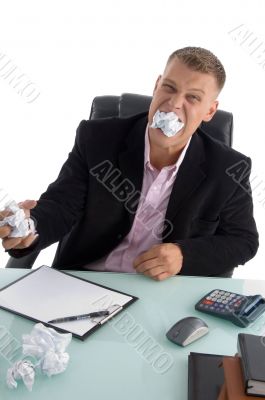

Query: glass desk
left=0, top=268, right=265, bottom=400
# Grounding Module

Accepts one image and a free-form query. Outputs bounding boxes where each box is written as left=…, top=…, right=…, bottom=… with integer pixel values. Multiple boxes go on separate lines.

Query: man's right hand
left=0, top=200, right=38, bottom=250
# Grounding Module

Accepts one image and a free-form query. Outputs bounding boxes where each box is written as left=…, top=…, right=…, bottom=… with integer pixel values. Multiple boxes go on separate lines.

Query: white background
left=0, top=0, right=264, bottom=279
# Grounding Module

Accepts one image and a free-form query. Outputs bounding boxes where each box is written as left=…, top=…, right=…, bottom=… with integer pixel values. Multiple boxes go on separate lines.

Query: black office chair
left=5, top=93, right=233, bottom=269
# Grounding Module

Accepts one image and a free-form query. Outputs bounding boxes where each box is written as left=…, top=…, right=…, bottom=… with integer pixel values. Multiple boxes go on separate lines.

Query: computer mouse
left=166, top=316, right=209, bottom=347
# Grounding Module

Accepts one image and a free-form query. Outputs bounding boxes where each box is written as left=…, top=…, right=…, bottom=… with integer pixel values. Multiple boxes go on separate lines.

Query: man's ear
left=202, top=100, right=219, bottom=122
left=153, top=75, right=162, bottom=95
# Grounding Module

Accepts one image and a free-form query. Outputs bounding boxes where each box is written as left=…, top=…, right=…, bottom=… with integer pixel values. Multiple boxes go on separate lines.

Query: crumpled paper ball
left=22, top=323, right=72, bottom=376
left=0, top=201, right=35, bottom=237
left=6, top=323, right=72, bottom=391
left=150, top=110, right=184, bottom=137
left=6, top=360, right=35, bottom=391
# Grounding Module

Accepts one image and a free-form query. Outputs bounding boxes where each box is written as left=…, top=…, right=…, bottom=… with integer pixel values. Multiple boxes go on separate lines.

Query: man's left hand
left=133, top=243, right=183, bottom=281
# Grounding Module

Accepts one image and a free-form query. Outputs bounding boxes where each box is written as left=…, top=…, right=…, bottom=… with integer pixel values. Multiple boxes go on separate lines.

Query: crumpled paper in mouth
left=150, top=110, right=184, bottom=137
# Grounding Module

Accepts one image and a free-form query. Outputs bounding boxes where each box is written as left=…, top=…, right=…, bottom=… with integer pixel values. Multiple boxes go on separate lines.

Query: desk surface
left=0, top=268, right=265, bottom=400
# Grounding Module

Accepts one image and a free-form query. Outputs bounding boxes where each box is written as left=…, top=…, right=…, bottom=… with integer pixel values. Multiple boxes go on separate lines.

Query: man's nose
left=168, top=93, right=183, bottom=109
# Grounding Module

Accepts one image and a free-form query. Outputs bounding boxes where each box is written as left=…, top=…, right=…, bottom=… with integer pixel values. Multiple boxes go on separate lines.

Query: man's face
left=148, top=57, right=219, bottom=149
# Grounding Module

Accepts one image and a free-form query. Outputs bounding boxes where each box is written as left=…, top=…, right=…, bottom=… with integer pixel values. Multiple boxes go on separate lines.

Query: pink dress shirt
left=84, top=125, right=190, bottom=273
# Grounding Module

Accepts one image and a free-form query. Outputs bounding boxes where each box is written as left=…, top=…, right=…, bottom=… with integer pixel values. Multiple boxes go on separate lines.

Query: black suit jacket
left=12, top=112, right=258, bottom=276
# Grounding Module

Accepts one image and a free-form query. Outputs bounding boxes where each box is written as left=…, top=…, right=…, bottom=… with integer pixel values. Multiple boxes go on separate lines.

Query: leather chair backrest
left=90, top=93, right=233, bottom=147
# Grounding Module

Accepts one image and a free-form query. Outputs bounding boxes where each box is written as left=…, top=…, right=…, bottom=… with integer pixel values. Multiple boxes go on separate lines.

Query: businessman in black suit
left=0, top=47, right=258, bottom=279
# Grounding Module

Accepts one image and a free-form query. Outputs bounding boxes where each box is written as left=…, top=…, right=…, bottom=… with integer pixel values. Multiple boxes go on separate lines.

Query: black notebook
left=188, top=352, right=225, bottom=400
left=238, top=333, right=265, bottom=397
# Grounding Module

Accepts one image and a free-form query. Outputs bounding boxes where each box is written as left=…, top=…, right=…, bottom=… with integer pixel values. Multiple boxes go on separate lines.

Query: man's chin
left=149, top=128, right=186, bottom=148
left=156, top=127, right=185, bottom=139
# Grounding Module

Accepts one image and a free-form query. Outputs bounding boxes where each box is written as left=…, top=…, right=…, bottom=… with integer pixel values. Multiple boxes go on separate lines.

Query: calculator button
left=206, top=296, right=213, bottom=300
left=230, top=294, right=236, bottom=298
left=217, top=299, right=222, bottom=303
left=215, top=295, right=221, bottom=299
left=219, top=291, right=224, bottom=295
left=222, top=300, right=228, bottom=304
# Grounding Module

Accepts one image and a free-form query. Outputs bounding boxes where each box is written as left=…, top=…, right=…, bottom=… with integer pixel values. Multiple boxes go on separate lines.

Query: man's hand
left=133, top=243, right=183, bottom=281
left=0, top=200, right=38, bottom=250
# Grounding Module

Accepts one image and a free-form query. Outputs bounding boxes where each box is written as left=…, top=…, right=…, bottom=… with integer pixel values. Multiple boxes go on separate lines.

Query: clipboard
left=0, top=265, right=138, bottom=340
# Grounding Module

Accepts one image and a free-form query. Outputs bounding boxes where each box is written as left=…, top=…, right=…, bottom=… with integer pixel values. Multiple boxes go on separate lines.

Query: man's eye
left=163, top=84, right=175, bottom=91
left=187, top=94, right=200, bottom=102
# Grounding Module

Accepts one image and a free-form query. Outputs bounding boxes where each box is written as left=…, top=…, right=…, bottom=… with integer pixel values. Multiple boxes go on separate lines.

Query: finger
left=18, top=200, right=37, bottom=210
left=0, top=209, right=13, bottom=219
left=2, top=237, right=23, bottom=250
left=0, top=225, right=12, bottom=238
left=23, top=209, right=31, bottom=218
left=142, top=266, right=165, bottom=278
left=134, top=258, right=161, bottom=273
left=151, top=244, right=162, bottom=249
left=13, top=233, right=39, bottom=249
left=153, top=272, right=172, bottom=281
left=133, top=248, right=159, bottom=268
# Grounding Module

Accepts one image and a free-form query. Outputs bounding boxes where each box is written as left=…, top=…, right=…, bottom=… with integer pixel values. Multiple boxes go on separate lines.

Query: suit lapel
left=118, top=116, right=147, bottom=218
left=165, top=132, right=206, bottom=223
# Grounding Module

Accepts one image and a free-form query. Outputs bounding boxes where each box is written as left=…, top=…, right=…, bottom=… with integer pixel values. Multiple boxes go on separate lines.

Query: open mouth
left=175, top=115, right=184, bottom=124
left=150, top=110, right=185, bottom=137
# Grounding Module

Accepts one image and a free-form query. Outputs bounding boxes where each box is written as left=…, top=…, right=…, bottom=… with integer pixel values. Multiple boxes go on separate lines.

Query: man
left=0, top=47, right=259, bottom=279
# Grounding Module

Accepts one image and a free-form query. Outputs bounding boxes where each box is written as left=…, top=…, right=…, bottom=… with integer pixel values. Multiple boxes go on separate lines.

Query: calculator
left=195, top=289, right=265, bottom=327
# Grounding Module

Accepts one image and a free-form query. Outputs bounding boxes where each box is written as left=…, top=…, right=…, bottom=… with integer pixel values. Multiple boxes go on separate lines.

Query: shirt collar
left=144, top=124, right=191, bottom=174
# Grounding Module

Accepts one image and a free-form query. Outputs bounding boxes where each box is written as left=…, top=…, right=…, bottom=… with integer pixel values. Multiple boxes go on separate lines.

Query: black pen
left=48, top=310, right=110, bottom=324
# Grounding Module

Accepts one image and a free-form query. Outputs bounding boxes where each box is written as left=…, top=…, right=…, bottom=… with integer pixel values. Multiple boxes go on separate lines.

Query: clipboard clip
left=93, top=304, right=123, bottom=325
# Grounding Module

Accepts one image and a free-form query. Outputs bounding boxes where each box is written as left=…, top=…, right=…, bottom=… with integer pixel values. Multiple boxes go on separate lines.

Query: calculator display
left=195, top=289, right=265, bottom=327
